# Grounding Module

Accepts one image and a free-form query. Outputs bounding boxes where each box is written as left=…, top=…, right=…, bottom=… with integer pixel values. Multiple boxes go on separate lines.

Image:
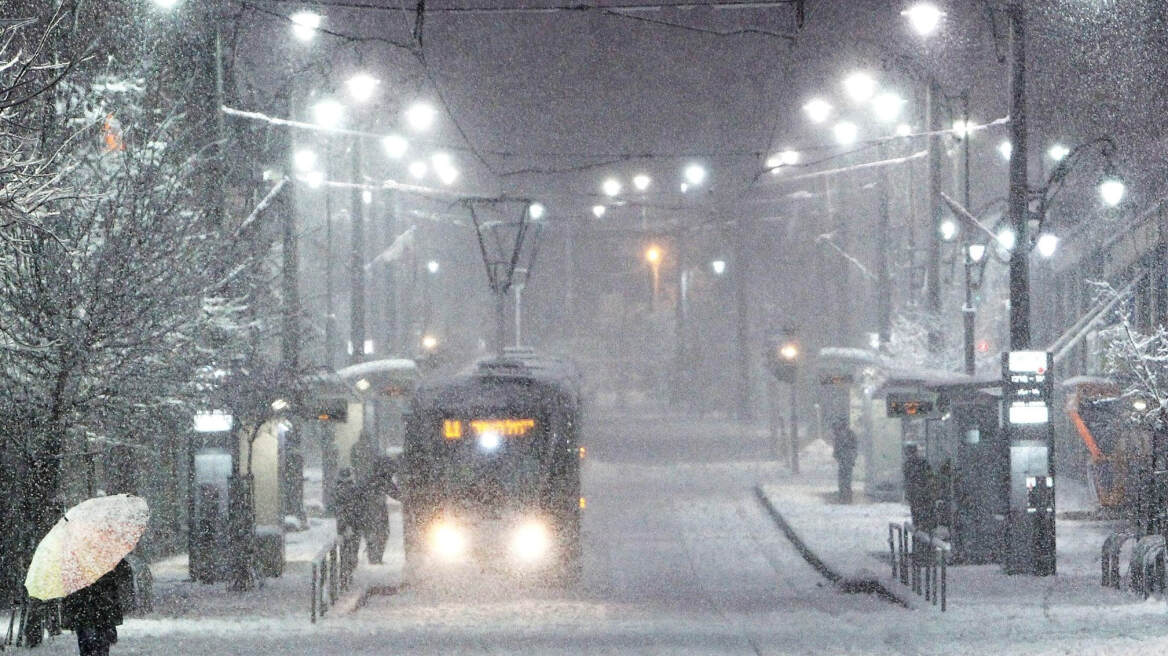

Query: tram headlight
left=511, top=521, right=551, bottom=562
left=429, top=521, right=466, bottom=560
left=478, top=430, right=502, bottom=452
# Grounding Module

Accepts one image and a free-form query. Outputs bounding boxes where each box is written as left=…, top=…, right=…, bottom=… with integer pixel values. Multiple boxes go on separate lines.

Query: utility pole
left=960, top=92, right=976, bottom=375
left=925, top=77, right=943, bottom=350
left=877, top=144, right=892, bottom=349
left=279, top=93, right=303, bottom=524
left=734, top=218, right=752, bottom=422
left=672, top=231, right=688, bottom=408
left=383, top=191, right=398, bottom=354
left=1007, top=1, right=1030, bottom=349
left=349, top=139, right=366, bottom=364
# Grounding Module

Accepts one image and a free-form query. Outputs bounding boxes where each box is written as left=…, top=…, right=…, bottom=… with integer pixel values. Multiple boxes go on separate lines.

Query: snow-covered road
left=344, top=412, right=894, bottom=654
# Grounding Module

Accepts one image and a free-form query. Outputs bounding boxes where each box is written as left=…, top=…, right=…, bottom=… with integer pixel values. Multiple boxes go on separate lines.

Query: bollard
left=311, top=563, right=318, bottom=623
left=941, top=546, right=947, bottom=611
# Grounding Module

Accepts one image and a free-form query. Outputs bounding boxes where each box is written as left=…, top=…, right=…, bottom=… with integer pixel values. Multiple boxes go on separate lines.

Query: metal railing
left=889, top=521, right=951, bottom=611
left=310, top=530, right=358, bottom=623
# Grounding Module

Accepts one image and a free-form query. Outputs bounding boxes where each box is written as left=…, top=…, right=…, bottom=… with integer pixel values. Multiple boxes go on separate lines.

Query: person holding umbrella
left=61, top=558, right=131, bottom=656
left=24, top=493, right=149, bottom=656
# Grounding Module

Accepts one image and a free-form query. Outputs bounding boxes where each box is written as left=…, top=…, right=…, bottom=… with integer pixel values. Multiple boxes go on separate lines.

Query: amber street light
left=644, top=244, right=663, bottom=309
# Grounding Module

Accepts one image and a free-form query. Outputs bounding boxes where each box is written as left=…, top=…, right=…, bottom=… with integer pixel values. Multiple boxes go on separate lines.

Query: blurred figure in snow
left=831, top=419, right=858, bottom=504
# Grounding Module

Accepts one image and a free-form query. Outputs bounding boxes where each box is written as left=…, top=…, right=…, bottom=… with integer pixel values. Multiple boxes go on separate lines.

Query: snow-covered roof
left=817, top=347, right=1000, bottom=391
left=1060, top=375, right=1116, bottom=389
left=335, top=358, right=418, bottom=381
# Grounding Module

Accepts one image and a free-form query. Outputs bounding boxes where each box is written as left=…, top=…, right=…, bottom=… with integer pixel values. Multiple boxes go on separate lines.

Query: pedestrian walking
left=361, top=456, right=400, bottom=565
left=60, top=559, right=131, bottom=656
left=831, top=419, right=858, bottom=503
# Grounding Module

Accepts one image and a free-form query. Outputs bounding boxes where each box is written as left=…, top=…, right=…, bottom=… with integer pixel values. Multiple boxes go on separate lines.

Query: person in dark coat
left=334, top=468, right=362, bottom=567
left=902, top=443, right=935, bottom=530
left=361, top=456, right=400, bottom=565
left=831, top=420, right=859, bottom=503
left=61, top=558, right=131, bottom=656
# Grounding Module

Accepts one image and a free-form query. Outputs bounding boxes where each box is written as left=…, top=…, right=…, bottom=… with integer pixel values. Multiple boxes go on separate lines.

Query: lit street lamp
left=939, top=219, right=958, bottom=242
left=1100, top=178, right=1126, bottom=207
left=645, top=244, right=663, bottom=309
left=292, top=148, right=317, bottom=173
left=711, top=259, right=726, bottom=276
left=683, top=164, right=707, bottom=186
left=902, top=2, right=944, bottom=36
left=345, top=73, right=379, bottom=103
left=632, top=173, right=651, bottom=192
left=382, top=134, right=408, bottom=159
left=591, top=205, right=606, bottom=218
left=602, top=178, right=622, bottom=197
left=1035, top=233, right=1059, bottom=259
left=1047, top=143, right=1070, bottom=161
left=803, top=97, right=832, bottom=124
left=871, top=92, right=904, bottom=122
left=290, top=11, right=321, bottom=41
left=842, top=71, right=877, bottom=103
left=404, top=101, right=437, bottom=132
left=832, top=121, right=858, bottom=146
left=311, top=98, right=343, bottom=129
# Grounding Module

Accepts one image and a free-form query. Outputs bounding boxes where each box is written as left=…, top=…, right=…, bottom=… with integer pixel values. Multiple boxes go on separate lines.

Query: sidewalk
left=140, top=465, right=405, bottom=631
left=758, top=438, right=1145, bottom=624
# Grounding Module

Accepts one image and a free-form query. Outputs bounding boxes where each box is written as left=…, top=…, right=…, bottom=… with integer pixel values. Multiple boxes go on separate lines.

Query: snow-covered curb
left=754, top=485, right=915, bottom=608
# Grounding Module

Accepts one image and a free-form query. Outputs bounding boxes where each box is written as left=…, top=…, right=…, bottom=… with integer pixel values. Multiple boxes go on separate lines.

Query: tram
left=402, top=351, right=584, bottom=580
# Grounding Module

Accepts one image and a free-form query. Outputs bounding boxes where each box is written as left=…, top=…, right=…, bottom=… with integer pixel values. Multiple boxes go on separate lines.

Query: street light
left=896, top=123, right=913, bottom=137
left=803, top=97, right=833, bottom=124
left=997, top=227, right=1017, bottom=252
left=408, top=160, right=427, bottom=179
left=602, top=178, right=622, bottom=197
left=152, top=0, right=179, bottom=8
left=939, top=219, right=958, bottom=242
left=404, top=101, right=437, bottom=131
left=1035, top=233, right=1059, bottom=258
left=872, top=92, right=904, bottom=122
left=304, top=170, right=325, bottom=189
left=427, top=260, right=439, bottom=274
left=290, top=11, right=322, bottom=41
left=345, top=73, right=379, bottom=103
left=968, top=243, right=987, bottom=263
left=1100, top=178, right=1126, bottom=207
left=998, top=140, right=1013, bottom=160
left=645, top=244, right=663, bottom=309
left=293, top=148, right=317, bottom=173
left=529, top=202, right=545, bottom=220
left=833, top=121, right=858, bottom=146
left=431, top=152, right=459, bottom=185
left=842, top=72, right=877, bottom=104
left=683, top=164, right=707, bottom=186
left=632, top=174, right=652, bottom=191
left=711, top=260, right=726, bottom=275
left=591, top=205, right=606, bottom=218
left=779, top=342, right=798, bottom=361
left=1047, top=144, right=1070, bottom=161
left=903, top=2, right=944, bottom=36
left=381, top=134, right=408, bottom=159
left=311, top=98, right=343, bottom=129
